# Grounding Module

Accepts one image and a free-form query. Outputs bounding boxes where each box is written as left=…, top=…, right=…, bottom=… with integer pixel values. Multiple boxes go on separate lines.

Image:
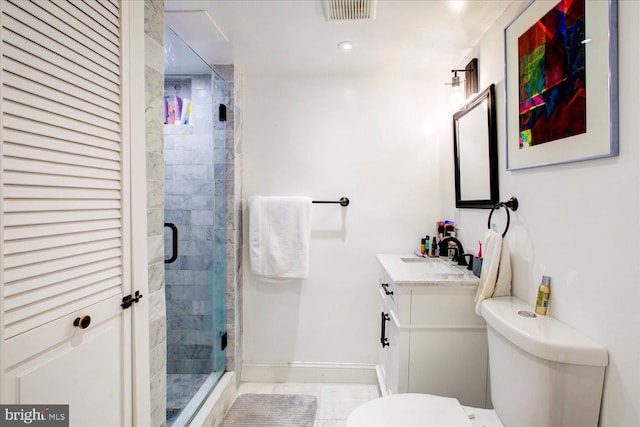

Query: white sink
left=376, top=254, right=478, bottom=286
left=399, top=256, right=464, bottom=275
left=399, top=257, right=434, bottom=263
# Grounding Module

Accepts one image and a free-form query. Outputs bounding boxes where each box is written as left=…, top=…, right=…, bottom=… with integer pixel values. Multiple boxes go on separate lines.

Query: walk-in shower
left=163, top=27, right=227, bottom=425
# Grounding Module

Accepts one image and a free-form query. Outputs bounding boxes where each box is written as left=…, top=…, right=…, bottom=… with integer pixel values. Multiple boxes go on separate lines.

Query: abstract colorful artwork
left=517, top=0, right=586, bottom=149
left=505, top=0, right=617, bottom=170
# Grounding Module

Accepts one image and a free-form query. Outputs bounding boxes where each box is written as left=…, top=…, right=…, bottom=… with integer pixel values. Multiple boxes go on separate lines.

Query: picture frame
left=505, top=0, right=618, bottom=170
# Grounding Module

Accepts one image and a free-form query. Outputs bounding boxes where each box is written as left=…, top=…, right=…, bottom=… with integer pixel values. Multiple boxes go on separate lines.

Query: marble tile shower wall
left=233, top=67, right=244, bottom=382
left=212, top=64, right=243, bottom=381
left=164, top=73, right=226, bottom=375
left=144, top=1, right=166, bottom=426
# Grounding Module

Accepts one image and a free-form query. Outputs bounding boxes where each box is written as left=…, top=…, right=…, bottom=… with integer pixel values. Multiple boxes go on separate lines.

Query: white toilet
left=347, top=296, right=608, bottom=427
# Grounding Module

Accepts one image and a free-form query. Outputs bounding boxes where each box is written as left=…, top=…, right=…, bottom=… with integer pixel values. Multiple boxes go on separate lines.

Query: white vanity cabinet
left=376, top=254, right=488, bottom=408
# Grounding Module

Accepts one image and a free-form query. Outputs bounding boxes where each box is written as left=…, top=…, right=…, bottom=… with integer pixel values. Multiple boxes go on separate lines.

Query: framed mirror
left=453, top=84, right=498, bottom=209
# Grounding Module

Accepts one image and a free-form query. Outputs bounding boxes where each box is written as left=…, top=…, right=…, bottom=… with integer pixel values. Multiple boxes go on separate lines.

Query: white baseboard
left=242, top=361, right=378, bottom=384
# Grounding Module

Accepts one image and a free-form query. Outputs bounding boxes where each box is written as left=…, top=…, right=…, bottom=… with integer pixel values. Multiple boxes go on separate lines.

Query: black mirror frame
left=453, top=83, right=499, bottom=209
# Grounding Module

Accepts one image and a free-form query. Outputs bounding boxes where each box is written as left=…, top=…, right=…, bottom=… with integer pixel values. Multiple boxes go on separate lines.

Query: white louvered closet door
left=0, top=1, right=133, bottom=426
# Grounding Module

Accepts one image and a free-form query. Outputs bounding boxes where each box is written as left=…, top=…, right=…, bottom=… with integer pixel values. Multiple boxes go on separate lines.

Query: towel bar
left=312, top=197, right=349, bottom=206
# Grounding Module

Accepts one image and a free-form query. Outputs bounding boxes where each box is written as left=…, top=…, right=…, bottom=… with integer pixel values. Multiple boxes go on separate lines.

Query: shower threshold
left=167, top=372, right=223, bottom=426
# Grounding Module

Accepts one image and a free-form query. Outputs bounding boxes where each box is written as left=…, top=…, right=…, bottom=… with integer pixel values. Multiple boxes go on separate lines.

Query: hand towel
left=493, top=237, right=512, bottom=297
left=474, top=229, right=512, bottom=314
left=249, top=196, right=312, bottom=279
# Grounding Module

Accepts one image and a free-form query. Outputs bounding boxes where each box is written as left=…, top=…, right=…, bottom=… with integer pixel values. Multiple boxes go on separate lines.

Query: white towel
left=249, top=196, right=312, bottom=279
left=474, top=229, right=512, bottom=314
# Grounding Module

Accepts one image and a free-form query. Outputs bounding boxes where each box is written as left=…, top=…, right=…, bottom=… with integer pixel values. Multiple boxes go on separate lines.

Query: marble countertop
left=377, top=254, right=480, bottom=287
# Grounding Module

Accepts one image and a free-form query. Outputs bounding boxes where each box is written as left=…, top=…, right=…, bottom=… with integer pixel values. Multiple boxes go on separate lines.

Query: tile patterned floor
left=234, top=382, right=381, bottom=427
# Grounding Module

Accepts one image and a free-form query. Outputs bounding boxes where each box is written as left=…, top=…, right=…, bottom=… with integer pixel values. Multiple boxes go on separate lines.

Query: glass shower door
left=164, top=27, right=227, bottom=426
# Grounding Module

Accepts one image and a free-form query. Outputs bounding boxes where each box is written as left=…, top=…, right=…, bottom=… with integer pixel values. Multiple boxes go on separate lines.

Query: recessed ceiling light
left=338, top=41, right=356, bottom=51
left=448, top=0, right=467, bottom=13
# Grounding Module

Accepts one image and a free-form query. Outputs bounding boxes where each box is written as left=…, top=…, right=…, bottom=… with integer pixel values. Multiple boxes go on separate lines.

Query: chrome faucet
left=438, top=237, right=468, bottom=266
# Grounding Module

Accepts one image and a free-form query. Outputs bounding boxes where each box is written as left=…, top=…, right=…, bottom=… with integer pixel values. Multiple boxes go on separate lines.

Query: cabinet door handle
left=380, top=312, right=390, bottom=348
left=381, top=283, right=393, bottom=295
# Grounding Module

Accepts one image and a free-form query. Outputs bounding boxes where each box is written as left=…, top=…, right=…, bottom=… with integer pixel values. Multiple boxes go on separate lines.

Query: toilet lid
left=346, top=393, right=474, bottom=427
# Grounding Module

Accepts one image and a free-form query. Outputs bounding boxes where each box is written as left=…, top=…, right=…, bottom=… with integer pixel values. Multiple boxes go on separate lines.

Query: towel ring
left=487, top=197, right=519, bottom=238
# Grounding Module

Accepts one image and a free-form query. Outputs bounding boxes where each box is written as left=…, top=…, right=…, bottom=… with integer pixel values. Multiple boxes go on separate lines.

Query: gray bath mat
left=221, top=393, right=317, bottom=427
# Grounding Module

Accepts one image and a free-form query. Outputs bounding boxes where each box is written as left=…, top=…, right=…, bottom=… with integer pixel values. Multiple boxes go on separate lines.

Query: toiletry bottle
left=420, top=238, right=426, bottom=255
left=430, top=237, right=437, bottom=256
left=535, top=276, right=551, bottom=315
left=425, top=235, right=430, bottom=254
left=444, top=221, right=455, bottom=237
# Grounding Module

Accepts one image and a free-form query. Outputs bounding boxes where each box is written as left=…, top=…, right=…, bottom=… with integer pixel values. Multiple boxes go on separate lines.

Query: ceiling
left=164, top=0, right=514, bottom=76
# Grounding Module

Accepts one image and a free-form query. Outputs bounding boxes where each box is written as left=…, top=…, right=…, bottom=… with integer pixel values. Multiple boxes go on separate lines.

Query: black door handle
left=380, top=311, right=390, bottom=348
left=164, top=223, right=178, bottom=264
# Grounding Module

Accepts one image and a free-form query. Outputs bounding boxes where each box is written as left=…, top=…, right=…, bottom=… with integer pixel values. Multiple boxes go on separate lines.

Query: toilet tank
left=481, top=297, right=608, bottom=427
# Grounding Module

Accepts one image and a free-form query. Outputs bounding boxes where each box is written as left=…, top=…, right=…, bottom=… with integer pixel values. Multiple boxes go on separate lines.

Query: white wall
left=454, top=1, right=640, bottom=425
left=242, top=68, right=451, bottom=376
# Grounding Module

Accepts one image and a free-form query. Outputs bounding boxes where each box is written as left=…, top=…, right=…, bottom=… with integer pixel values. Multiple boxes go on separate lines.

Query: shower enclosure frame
left=163, top=29, right=241, bottom=424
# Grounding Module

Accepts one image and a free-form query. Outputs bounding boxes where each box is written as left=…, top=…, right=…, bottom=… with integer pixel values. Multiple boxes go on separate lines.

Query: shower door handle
left=165, top=223, right=178, bottom=264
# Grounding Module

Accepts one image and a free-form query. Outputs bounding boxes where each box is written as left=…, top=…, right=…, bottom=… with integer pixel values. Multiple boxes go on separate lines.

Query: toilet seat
left=346, top=393, right=474, bottom=427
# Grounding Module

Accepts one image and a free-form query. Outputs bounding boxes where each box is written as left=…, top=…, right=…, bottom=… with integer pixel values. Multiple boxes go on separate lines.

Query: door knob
left=73, top=315, right=92, bottom=329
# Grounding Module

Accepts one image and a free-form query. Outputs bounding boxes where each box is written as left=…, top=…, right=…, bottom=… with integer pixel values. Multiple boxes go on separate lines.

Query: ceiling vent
left=322, top=0, right=377, bottom=21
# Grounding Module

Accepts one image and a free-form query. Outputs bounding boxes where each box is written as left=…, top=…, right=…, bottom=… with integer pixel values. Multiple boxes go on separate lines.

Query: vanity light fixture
left=448, top=70, right=465, bottom=109
left=338, top=40, right=356, bottom=51
left=446, top=58, right=478, bottom=109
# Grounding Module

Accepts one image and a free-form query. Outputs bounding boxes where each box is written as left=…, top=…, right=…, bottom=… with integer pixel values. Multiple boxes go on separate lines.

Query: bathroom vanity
left=376, top=254, right=488, bottom=408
